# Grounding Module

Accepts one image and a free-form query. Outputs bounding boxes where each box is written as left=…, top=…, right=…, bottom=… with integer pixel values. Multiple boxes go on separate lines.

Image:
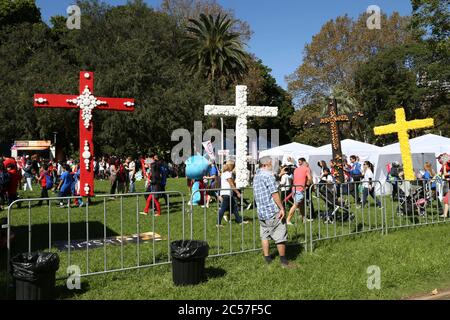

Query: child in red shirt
left=6, top=163, right=21, bottom=207
left=37, top=164, right=50, bottom=206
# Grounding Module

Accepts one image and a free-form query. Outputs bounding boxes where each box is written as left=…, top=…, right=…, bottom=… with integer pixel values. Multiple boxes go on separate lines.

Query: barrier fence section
left=306, top=181, right=385, bottom=251
left=384, top=178, right=450, bottom=232
left=189, top=187, right=309, bottom=259
left=3, top=178, right=449, bottom=291
left=5, top=191, right=185, bottom=285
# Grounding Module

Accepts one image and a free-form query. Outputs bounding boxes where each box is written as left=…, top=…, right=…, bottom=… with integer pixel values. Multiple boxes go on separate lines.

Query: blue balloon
left=185, top=155, right=209, bottom=180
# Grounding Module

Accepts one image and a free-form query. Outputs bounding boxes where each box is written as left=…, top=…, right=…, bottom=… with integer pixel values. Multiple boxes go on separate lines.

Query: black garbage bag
left=170, top=240, right=209, bottom=260
left=10, top=252, right=60, bottom=282
left=170, top=240, right=209, bottom=286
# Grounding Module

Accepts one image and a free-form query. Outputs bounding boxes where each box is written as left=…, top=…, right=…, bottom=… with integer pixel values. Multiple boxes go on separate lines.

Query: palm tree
left=320, top=86, right=367, bottom=141
left=181, top=13, right=249, bottom=105
left=320, top=86, right=359, bottom=115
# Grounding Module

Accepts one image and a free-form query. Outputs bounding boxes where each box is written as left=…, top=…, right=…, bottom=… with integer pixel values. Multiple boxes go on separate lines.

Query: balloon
left=185, top=155, right=209, bottom=180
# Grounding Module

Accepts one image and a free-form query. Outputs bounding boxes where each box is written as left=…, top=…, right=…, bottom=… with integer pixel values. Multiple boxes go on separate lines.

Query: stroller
left=396, top=181, right=432, bottom=217
left=316, top=183, right=355, bottom=224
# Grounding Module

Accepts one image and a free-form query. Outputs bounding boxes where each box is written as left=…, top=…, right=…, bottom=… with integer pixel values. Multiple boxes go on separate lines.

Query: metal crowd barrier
left=189, top=187, right=264, bottom=259
left=3, top=178, right=449, bottom=294
left=306, top=181, right=385, bottom=251
left=384, top=178, right=450, bottom=231
left=4, top=191, right=185, bottom=288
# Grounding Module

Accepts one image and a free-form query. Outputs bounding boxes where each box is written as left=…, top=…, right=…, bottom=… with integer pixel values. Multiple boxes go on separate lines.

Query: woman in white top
left=279, top=166, right=293, bottom=204
left=217, top=160, right=248, bottom=226
left=362, top=161, right=382, bottom=208
left=99, top=159, right=106, bottom=180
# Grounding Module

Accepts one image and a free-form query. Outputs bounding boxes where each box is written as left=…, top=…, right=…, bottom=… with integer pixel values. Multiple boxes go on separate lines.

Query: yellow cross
left=374, top=108, right=434, bottom=181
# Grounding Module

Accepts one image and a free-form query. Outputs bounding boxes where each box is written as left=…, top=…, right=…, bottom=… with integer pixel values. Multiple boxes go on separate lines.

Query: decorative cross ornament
left=306, top=98, right=364, bottom=184
left=34, top=71, right=135, bottom=196
left=205, top=86, right=278, bottom=188
left=374, top=108, right=434, bottom=181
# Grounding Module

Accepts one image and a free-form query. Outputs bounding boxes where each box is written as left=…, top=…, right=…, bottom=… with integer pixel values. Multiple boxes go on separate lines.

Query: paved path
left=406, top=289, right=450, bottom=300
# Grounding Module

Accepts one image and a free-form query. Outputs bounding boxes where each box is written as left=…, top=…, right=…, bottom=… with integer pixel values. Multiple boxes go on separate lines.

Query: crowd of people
left=0, top=154, right=179, bottom=210
left=275, top=155, right=384, bottom=226
left=1, top=150, right=450, bottom=268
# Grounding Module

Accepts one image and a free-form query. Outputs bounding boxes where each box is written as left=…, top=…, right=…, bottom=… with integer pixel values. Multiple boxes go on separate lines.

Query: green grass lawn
left=1, top=178, right=450, bottom=300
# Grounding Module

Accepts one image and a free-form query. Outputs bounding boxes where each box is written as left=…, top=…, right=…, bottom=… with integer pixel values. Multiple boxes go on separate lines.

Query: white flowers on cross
left=204, top=86, right=278, bottom=188
left=66, top=86, right=107, bottom=129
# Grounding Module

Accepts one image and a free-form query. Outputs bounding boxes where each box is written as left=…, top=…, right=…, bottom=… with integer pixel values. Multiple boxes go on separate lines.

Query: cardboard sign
left=53, top=232, right=162, bottom=251
left=202, top=140, right=215, bottom=160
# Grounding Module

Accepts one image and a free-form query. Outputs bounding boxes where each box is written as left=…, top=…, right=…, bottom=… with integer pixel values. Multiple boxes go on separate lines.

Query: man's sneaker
left=223, top=215, right=229, bottom=222
left=139, top=211, right=149, bottom=216
left=216, top=224, right=224, bottom=228
left=303, top=218, right=314, bottom=223
left=287, top=221, right=294, bottom=226
left=155, top=213, right=161, bottom=217
left=239, top=220, right=250, bottom=225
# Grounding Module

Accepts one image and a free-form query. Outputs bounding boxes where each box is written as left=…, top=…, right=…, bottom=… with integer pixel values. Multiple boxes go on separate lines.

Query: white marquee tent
left=257, top=135, right=449, bottom=195
left=306, top=139, right=382, bottom=180
left=258, top=142, right=317, bottom=162
left=381, top=134, right=450, bottom=168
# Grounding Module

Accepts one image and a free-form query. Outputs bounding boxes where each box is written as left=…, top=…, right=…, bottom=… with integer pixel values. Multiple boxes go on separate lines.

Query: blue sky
left=36, top=0, right=413, bottom=89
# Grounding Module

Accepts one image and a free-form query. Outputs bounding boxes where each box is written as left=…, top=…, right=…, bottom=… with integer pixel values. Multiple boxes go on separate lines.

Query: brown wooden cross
left=306, top=98, right=364, bottom=183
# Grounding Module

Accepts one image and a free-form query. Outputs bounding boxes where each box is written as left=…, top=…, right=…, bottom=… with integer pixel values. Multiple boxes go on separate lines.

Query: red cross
left=34, top=71, right=135, bottom=196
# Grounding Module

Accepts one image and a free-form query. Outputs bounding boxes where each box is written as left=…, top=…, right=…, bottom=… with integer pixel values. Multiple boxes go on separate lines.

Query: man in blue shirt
left=56, top=164, right=73, bottom=207
left=345, top=155, right=363, bottom=204
left=253, top=156, right=296, bottom=268
left=203, top=161, right=219, bottom=208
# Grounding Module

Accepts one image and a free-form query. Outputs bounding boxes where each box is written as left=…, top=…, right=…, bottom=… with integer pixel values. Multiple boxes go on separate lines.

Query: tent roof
left=381, top=134, right=450, bottom=154
left=309, top=139, right=381, bottom=155
left=259, top=142, right=317, bottom=158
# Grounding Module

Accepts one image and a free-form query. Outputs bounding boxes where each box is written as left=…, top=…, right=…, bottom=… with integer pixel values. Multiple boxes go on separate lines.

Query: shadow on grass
left=206, top=267, right=226, bottom=280
left=55, top=281, right=90, bottom=299
left=285, top=243, right=305, bottom=261
left=9, top=222, right=119, bottom=254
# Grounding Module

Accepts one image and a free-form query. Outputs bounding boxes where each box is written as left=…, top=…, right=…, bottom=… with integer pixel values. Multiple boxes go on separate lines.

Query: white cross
left=204, top=85, right=278, bottom=188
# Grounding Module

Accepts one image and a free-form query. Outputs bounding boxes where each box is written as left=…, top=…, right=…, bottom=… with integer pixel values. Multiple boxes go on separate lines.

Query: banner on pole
left=202, top=140, right=215, bottom=160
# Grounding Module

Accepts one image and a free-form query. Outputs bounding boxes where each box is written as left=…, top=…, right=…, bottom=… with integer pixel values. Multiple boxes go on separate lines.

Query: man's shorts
left=259, top=216, right=288, bottom=244
left=294, top=191, right=304, bottom=204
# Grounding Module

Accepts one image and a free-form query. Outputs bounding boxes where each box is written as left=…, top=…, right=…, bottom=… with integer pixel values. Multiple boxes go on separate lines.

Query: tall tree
left=0, top=0, right=41, bottom=26
left=354, top=42, right=448, bottom=145
left=287, top=12, right=413, bottom=107
left=0, top=0, right=211, bottom=157
left=241, top=59, right=295, bottom=145
left=180, top=13, right=249, bottom=105
left=411, top=0, right=450, bottom=50
left=160, top=0, right=252, bottom=41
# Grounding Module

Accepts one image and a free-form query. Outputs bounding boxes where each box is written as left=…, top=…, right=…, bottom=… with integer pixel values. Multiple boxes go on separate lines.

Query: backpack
left=151, top=161, right=162, bottom=185
left=44, top=172, right=53, bottom=190
left=160, top=165, right=169, bottom=187
left=117, top=164, right=126, bottom=182
left=0, top=171, right=10, bottom=192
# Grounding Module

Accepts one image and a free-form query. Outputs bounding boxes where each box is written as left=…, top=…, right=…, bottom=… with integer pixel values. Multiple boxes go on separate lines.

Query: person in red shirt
left=287, top=158, right=313, bottom=225
left=37, top=164, right=50, bottom=206
left=6, top=163, right=21, bottom=207
left=0, top=162, right=8, bottom=211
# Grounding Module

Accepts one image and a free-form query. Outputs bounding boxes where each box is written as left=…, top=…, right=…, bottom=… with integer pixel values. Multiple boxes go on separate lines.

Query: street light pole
left=220, top=117, right=224, bottom=169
